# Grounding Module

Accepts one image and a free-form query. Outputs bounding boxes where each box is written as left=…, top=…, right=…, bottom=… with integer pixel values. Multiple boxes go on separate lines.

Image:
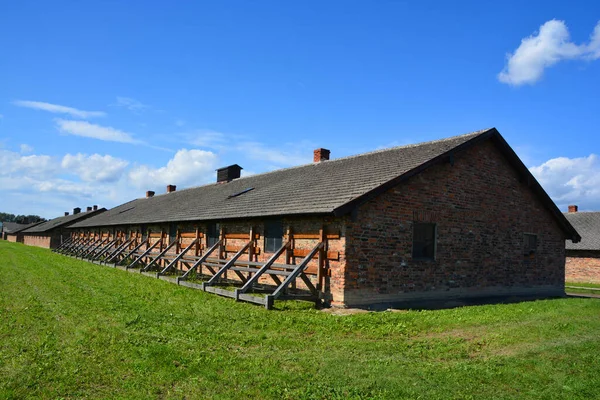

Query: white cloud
left=61, top=153, right=129, bottom=183
left=498, top=19, right=600, bottom=86
left=530, top=154, right=600, bottom=210
left=20, top=144, right=33, bottom=154
left=128, top=148, right=218, bottom=189
left=13, top=100, right=105, bottom=118
left=0, top=149, right=59, bottom=179
left=114, top=97, right=150, bottom=113
left=55, top=119, right=139, bottom=144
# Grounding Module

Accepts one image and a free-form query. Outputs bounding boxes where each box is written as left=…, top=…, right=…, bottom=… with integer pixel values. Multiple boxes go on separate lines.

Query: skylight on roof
left=227, top=187, right=254, bottom=199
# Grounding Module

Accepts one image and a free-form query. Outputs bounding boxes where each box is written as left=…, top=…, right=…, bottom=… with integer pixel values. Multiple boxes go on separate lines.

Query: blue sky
left=1, top=1, right=600, bottom=218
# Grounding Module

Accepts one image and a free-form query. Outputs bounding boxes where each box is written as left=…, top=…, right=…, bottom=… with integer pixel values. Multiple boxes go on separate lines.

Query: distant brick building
left=1, top=222, right=40, bottom=242
left=564, top=206, right=600, bottom=284
left=63, top=128, right=579, bottom=309
left=22, top=206, right=105, bottom=249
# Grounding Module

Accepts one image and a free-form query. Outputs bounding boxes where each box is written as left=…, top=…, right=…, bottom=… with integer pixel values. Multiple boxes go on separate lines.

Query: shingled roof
left=68, top=128, right=580, bottom=242
left=564, top=212, right=600, bottom=250
left=1, top=221, right=41, bottom=234
left=23, top=208, right=106, bottom=233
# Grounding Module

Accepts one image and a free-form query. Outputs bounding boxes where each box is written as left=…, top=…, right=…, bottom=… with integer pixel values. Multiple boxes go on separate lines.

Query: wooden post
left=195, top=227, right=200, bottom=257
left=286, top=226, right=294, bottom=290
left=219, top=225, right=225, bottom=280
left=249, top=226, right=255, bottom=262
left=317, top=226, right=326, bottom=295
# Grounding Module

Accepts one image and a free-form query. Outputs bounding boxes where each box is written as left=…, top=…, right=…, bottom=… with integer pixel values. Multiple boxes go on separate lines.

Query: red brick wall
left=6, top=234, right=19, bottom=243
left=343, top=139, right=567, bottom=307
left=23, top=235, right=52, bottom=249
left=566, top=252, right=600, bottom=284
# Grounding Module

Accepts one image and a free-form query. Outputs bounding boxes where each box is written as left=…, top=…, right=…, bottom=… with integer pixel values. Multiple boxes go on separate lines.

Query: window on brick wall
left=412, top=223, right=436, bottom=260
left=264, top=220, right=283, bottom=253
left=169, top=223, right=177, bottom=244
left=207, top=223, right=220, bottom=247
left=524, top=233, right=537, bottom=257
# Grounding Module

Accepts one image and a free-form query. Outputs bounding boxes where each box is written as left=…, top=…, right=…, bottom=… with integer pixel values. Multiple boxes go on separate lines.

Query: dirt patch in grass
left=321, top=307, right=370, bottom=316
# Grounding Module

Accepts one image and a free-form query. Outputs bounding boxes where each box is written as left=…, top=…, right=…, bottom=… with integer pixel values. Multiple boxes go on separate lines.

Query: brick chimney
left=86, top=206, right=92, bottom=212
left=64, top=212, right=69, bottom=216
left=146, top=191, right=155, bottom=198
left=166, top=185, right=176, bottom=193
left=93, top=205, right=98, bottom=211
left=216, top=164, right=242, bottom=183
left=73, top=207, right=81, bottom=215
left=314, top=148, right=330, bottom=163
left=568, top=205, right=578, bottom=213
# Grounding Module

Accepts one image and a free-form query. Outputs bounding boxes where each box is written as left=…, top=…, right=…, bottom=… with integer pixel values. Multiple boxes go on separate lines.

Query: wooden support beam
left=292, top=249, right=339, bottom=260
left=117, top=237, right=148, bottom=265
left=103, top=238, right=135, bottom=264
left=141, top=239, right=178, bottom=272
left=90, top=238, right=119, bottom=262
left=179, top=239, right=222, bottom=280
left=291, top=232, right=340, bottom=240
left=63, top=237, right=91, bottom=255
left=224, top=245, right=261, bottom=255
left=74, top=237, right=102, bottom=257
left=158, top=238, right=199, bottom=276
left=127, top=239, right=161, bottom=269
left=53, top=237, right=73, bottom=252
left=224, top=233, right=261, bottom=240
left=57, top=237, right=81, bottom=253
left=203, top=240, right=252, bottom=287
left=271, top=242, right=323, bottom=300
left=80, top=237, right=110, bottom=259
left=235, top=241, right=290, bottom=295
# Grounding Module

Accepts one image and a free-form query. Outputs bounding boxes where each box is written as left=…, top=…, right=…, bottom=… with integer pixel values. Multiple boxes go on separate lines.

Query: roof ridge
left=142, top=127, right=494, bottom=200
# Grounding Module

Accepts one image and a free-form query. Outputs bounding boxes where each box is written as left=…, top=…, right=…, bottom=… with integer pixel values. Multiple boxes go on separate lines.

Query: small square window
left=413, top=223, right=436, bottom=260
left=264, top=220, right=283, bottom=253
left=524, top=233, right=537, bottom=256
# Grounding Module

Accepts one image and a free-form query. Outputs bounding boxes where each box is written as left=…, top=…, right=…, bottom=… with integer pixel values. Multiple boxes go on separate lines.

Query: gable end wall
left=343, top=139, right=566, bottom=307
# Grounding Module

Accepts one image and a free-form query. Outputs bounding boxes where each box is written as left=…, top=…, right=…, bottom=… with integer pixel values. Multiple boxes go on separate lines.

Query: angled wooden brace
left=268, top=242, right=323, bottom=302
left=235, top=241, right=291, bottom=295
left=53, top=237, right=73, bottom=252
left=90, top=238, right=119, bottom=262
left=115, top=237, right=148, bottom=265
left=178, top=239, right=222, bottom=281
left=80, top=238, right=110, bottom=259
left=57, top=237, right=81, bottom=253
left=157, top=238, right=199, bottom=277
left=141, top=239, right=178, bottom=272
left=202, top=240, right=253, bottom=288
left=127, top=239, right=162, bottom=270
left=63, top=237, right=90, bottom=255
left=103, top=238, right=135, bottom=264
left=73, top=238, right=100, bottom=257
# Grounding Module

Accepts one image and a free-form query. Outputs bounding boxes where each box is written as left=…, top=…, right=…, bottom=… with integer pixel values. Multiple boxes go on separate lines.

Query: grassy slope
left=1, top=241, right=600, bottom=399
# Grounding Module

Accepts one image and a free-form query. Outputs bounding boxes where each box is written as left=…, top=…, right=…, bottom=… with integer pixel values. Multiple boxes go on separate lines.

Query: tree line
left=0, top=212, right=47, bottom=224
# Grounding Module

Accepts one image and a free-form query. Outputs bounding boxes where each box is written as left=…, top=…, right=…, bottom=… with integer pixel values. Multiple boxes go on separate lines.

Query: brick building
left=564, top=206, right=600, bottom=284
left=22, top=206, right=106, bottom=249
left=62, top=128, right=580, bottom=309
left=1, top=222, right=41, bottom=242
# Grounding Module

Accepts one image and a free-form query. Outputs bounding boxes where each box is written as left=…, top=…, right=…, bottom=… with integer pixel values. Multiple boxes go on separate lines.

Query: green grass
left=2, top=241, right=600, bottom=399
left=565, top=281, right=600, bottom=295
